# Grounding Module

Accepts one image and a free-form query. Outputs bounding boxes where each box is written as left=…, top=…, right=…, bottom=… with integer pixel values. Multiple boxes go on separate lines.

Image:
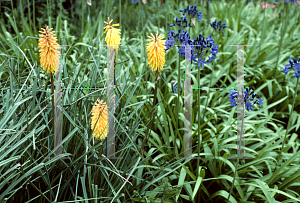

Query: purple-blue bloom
left=129, top=0, right=152, bottom=3
left=209, top=19, right=228, bottom=34
left=275, top=0, right=297, bottom=2
left=165, top=4, right=227, bottom=69
left=229, top=87, right=263, bottom=111
left=229, top=90, right=238, bottom=107
left=294, top=64, right=300, bottom=78
left=254, top=98, right=264, bottom=107
left=282, top=56, right=300, bottom=78
left=196, top=58, right=207, bottom=68
left=283, top=64, right=290, bottom=75
left=245, top=102, right=253, bottom=111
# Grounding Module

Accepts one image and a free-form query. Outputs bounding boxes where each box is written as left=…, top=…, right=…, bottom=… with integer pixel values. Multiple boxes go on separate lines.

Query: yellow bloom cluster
left=91, top=99, right=108, bottom=141
left=38, top=26, right=60, bottom=74
left=146, top=31, right=166, bottom=74
left=103, top=17, right=121, bottom=53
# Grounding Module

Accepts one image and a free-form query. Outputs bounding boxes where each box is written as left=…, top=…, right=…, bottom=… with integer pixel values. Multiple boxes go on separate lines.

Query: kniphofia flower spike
left=103, top=17, right=121, bottom=53
left=146, top=31, right=166, bottom=75
left=91, top=99, right=108, bottom=141
left=38, top=26, right=60, bottom=74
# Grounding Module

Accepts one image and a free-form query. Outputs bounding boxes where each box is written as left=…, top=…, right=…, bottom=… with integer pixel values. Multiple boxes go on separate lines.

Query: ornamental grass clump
left=91, top=99, right=108, bottom=142
left=139, top=31, right=166, bottom=158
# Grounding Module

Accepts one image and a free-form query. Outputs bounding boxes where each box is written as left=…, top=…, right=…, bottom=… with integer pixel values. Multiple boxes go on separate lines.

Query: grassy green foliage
left=1, top=0, right=300, bottom=202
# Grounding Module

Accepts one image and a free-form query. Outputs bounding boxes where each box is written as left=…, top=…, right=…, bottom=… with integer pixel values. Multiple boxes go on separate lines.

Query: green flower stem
left=197, top=46, right=201, bottom=202
left=227, top=95, right=244, bottom=203
left=114, top=51, right=122, bottom=96
left=202, top=33, right=218, bottom=123
left=177, top=46, right=180, bottom=157
left=139, top=72, right=159, bottom=159
left=51, top=73, right=55, bottom=136
left=274, top=2, right=288, bottom=77
left=275, top=77, right=299, bottom=168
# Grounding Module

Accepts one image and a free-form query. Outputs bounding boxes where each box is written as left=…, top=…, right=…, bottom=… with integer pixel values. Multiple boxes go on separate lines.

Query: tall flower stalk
left=227, top=86, right=263, bottom=202
left=275, top=57, right=300, bottom=168
left=201, top=18, right=227, bottom=122
left=101, top=16, right=122, bottom=159
left=139, top=31, right=166, bottom=158
left=104, top=16, right=122, bottom=95
left=165, top=4, right=226, bottom=160
left=38, top=26, right=60, bottom=131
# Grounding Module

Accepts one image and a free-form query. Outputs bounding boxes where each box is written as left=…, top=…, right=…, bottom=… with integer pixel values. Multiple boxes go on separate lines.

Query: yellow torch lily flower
left=103, top=17, right=121, bottom=53
left=146, top=31, right=166, bottom=75
left=91, top=99, right=108, bottom=141
left=38, top=26, right=60, bottom=74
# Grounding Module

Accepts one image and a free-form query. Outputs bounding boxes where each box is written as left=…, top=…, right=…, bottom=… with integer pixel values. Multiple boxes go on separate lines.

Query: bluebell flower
left=178, top=4, right=203, bottom=25
left=294, top=64, right=300, bottom=78
left=244, top=86, right=256, bottom=101
left=197, top=15, right=203, bottom=22
left=245, top=102, right=253, bottom=111
left=178, top=46, right=186, bottom=57
left=254, top=98, right=264, bottom=107
left=229, top=89, right=238, bottom=107
left=129, top=0, right=152, bottom=3
left=165, top=4, right=226, bottom=69
left=207, top=55, right=215, bottom=63
left=165, top=37, right=175, bottom=50
left=196, top=58, right=207, bottom=68
left=283, top=64, right=290, bottom=75
left=210, top=19, right=228, bottom=34
left=210, top=44, right=218, bottom=55
left=275, top=0, right=297, bottom=2
left=229, top=86, right=264, bottom=111
left=282, top=56, right=300, bottom=78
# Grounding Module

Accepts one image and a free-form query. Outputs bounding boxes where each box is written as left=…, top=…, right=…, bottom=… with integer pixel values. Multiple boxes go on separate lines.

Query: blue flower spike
left=129, top=0, right=152, bottom=3
left=165, top=4, right=227, bottom=70
left=229, top=86, right=264, bottom=111
left=282, top=56, right=300, bottom=78
left=210, top=19, right=228, bottom=34
left=275, top=0, right=297, bottom=3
